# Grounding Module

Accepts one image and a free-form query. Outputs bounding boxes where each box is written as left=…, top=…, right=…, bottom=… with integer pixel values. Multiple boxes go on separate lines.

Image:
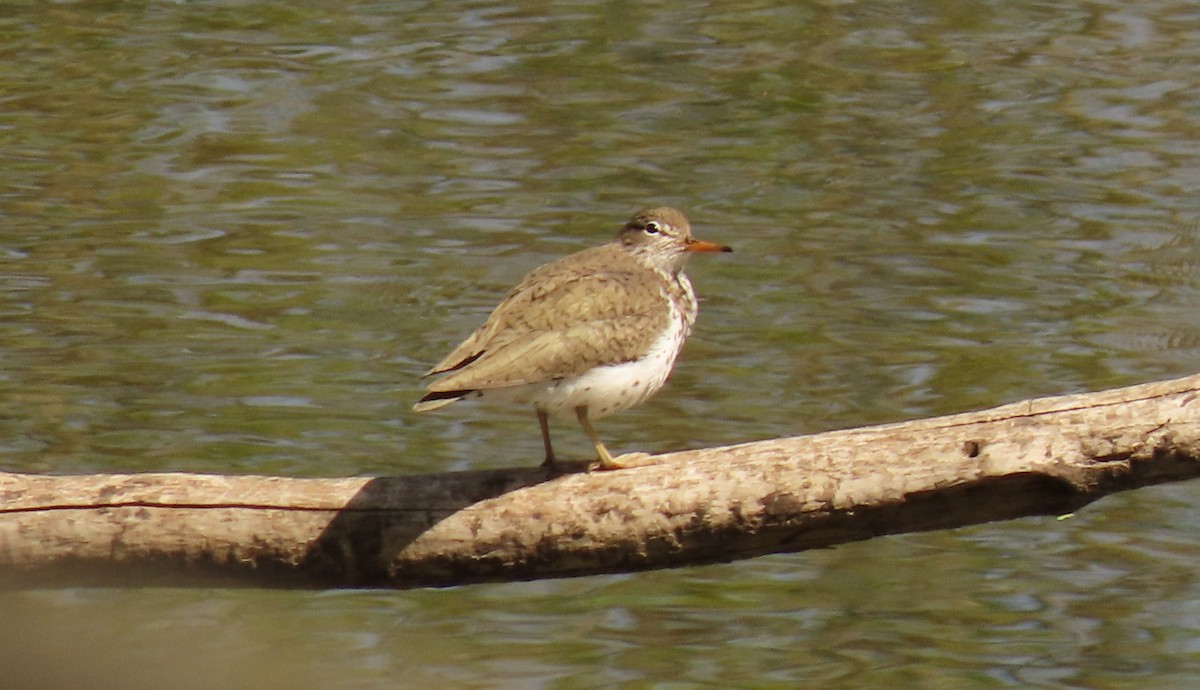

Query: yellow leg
left=537, top=408, right=557, bottom=469
left=575, top=405, right=623, bottom=471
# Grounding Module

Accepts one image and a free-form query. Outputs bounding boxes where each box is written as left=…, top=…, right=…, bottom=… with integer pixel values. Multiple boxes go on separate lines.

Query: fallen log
left=2, top=374, right=1199, bottom=589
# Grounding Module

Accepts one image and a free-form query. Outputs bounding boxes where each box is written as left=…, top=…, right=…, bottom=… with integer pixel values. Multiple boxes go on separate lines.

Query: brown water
left=4, top=1, right=1200, bottom=688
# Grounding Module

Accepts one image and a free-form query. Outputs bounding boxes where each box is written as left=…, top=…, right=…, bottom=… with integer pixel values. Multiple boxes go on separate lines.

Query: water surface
left=3, top=1, right=1200, bottom=687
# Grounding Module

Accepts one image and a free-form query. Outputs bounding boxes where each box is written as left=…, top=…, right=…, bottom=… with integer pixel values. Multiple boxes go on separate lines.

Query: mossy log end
left=3, top=374, right=1199, bottom=589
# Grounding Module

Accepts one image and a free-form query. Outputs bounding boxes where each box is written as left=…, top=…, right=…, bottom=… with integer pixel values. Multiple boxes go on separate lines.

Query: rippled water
left=4, top=1, right=1200, bottom=687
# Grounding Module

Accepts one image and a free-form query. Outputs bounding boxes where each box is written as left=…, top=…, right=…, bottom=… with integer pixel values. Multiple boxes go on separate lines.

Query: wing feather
left=421, top=244, right=669, bottom=391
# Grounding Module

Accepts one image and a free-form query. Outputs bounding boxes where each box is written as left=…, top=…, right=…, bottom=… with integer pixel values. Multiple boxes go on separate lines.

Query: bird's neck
left=622, top=244, right=688, bottom=277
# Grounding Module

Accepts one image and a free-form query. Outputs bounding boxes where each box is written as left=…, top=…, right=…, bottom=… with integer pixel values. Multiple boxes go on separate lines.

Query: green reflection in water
left=3, top=0, right=1200, bottom=687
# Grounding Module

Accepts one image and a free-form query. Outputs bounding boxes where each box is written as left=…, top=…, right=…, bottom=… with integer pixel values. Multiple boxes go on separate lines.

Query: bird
left=413, top=207, right=731, bottom=471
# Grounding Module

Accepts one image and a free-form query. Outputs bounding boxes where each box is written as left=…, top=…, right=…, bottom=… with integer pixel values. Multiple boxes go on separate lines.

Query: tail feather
left=412, top=389, right=473, bottom=412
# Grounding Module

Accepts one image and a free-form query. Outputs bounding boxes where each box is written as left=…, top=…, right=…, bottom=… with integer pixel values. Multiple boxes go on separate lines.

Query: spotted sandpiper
left=413, top=207, right=731, bottom=470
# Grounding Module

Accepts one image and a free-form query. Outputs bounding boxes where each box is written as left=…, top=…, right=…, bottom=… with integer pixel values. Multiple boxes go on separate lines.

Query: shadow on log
left=2, top=374, right=1199, bottom=589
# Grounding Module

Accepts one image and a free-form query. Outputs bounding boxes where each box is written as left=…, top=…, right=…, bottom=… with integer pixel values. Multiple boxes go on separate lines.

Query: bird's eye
left=643, top=221, right=662, bottom=235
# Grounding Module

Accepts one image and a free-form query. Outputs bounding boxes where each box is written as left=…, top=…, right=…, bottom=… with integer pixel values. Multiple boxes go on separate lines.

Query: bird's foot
left=587, top=451, right=653, bottom=472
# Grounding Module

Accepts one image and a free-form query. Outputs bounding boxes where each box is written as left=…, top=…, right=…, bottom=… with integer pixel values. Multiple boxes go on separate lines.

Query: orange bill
left=684, top=237, right=733, bottom=253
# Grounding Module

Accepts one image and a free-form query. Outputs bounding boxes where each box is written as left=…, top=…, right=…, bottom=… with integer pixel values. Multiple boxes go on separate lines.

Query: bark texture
left=3, top=374, right=1199, bottom=589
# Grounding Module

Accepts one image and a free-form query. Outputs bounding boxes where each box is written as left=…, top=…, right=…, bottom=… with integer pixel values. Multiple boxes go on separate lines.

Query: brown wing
left=423, top=312, right=665, bottom=392
left=422, top=245, right=669, bottom=391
